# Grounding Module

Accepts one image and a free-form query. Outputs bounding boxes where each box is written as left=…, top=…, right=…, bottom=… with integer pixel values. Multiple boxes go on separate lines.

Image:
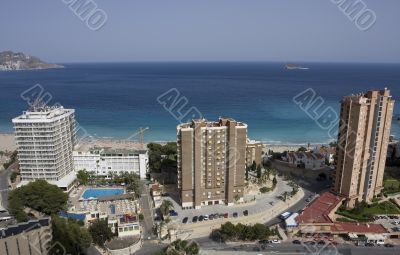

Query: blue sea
left=0, top=62, right=399, bottom=144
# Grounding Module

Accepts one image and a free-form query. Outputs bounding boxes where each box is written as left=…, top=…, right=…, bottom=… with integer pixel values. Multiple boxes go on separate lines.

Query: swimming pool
left=82, top=188, right=124, bottom=199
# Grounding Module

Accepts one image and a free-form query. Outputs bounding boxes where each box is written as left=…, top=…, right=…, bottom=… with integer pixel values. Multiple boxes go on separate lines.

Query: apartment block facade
left=246, top=140, right=263, bottom=167
left=0, top=218, right=52, bottom=255
left=12, top=106, right=77, bottom=191
left=73, top=147, right=148, bottom=179
left=333, top=89, right=394, bottom=208
left=177, top=118, right=247, bottom=209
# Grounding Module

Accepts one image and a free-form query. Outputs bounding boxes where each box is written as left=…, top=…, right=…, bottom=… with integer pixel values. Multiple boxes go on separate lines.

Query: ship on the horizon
left=285, top=63, right=309, bottom=70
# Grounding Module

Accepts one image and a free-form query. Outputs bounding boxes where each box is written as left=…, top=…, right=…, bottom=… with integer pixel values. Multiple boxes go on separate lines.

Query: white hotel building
left=12, top=106, right=77, bottom=191
left=73, top=147, right=148, bottom=179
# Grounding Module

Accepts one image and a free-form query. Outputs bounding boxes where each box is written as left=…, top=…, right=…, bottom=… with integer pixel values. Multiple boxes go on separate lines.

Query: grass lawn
left=337, top=201, right=400, bottom=221
left=384, top=179, right=400, bottom=190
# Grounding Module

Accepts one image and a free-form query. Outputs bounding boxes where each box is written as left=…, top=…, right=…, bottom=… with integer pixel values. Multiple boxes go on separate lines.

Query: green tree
left=8, top=180, right=68, bottom=221
left=10, top=172, right=18, bottom=183
left=282, top=191, right=289, bottom=202
left=329, top=141, right=337, bottom=147
left=163, top=142, right=177, bottom=155
left=251, top=161, right=257, bottom=171
left=160, top=200, right=174, bottom=216
left=185, top=242, right=200, bottom=255
left=77, top=170, right=90, bottom=185
left=298, top=146, right=307, bottom=152
left=88, top=219, right=114, bottom=248
left=50, top=215, right=92, bottom=255
left=256, top=164, right=262, bottom=179
left=139, top=213, right=144, bottom=221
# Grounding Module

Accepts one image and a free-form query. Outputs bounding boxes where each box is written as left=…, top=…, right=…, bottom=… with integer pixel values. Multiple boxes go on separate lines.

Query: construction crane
left=126, top=127, right=149, bottom=145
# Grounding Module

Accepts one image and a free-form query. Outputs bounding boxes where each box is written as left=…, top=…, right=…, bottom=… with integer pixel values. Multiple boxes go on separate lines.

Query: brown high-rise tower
left=177, top=118, right=247, bottom=209
left=333, top=89, right=394, bottom=208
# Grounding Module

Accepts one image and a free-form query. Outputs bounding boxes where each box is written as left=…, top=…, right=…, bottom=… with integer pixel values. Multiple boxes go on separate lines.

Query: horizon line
left=56, top=60, right=400, bottom=65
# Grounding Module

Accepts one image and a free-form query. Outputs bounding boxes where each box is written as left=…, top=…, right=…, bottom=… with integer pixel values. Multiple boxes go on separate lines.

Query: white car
left=203, top=215, right=209, bottom=221
left=271, top=240, right=281, bottom=244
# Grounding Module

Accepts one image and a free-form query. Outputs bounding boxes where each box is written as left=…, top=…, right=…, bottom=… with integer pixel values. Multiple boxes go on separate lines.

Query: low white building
left=73, top=147, right=148, bottom=178
left=286, top=151, right=325, bottom=170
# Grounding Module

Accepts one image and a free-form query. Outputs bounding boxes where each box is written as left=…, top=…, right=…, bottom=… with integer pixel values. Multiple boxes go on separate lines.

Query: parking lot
left=159, top=176, right=293, bottom=225
left=374, top=214, right=400, bottom=235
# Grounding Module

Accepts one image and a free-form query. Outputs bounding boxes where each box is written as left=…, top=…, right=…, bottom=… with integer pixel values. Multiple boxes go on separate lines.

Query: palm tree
left=160, top=200, right=174, bottom=216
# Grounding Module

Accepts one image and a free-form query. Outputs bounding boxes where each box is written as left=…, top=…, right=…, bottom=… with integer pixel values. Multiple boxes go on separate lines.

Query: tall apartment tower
left=12, top=105, right=77, bottom=192
left=333, top=89, right=394, bottom=208
left=177, top=118, right=247, bottom=209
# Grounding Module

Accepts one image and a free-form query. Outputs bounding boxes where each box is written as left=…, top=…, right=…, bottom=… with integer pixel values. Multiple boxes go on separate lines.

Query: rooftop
left=178, top=117, right=247, bottom=129
left=0, top=218, right=50, bottom=239
left=12, top=106, right=74, bottom=123
left=74, top=146, right=147, bottom=155
left=297, top=192, right=343, bottom=224
left=331, top=222, right=387, bottom=234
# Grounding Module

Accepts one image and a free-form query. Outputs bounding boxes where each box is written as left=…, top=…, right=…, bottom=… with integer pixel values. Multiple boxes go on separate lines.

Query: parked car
left=304, top=241, right=316, bottom=246
left=384, top=243, right=394, bottom=248
left=233, top=212, right=238, bottom=218
left=243, top=210, right=249, bottom=216
left=182, top=217, right=188, bottom=223
left=169, top=210, right=178, bottom=216
left=292, top=240, right=301, bottom=244
left=317, top=240, right=326, bottom=246
left=192, top=216, right=198, bottom=223
left=209, top=214, right=214, bottom=220
left=271, top=240, right=281, bottom=244
left=203, top=215, right=209, bottom=221
left=199, top=215, right=204, bottom=221
left=365, top=243, right=374, bottom=247
left=223, top=213, right=229, bottom=218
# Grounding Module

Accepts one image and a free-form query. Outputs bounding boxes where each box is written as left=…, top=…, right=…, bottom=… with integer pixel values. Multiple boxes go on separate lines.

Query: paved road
left=264, top=160, right=332, bottom=226
left=139, top=181, right=155, bottom=239
left=0, top=162, right=16, bottom=209
left=133, top=241, right=165, bottom=255
left=200, top=242, right=399, bottom=255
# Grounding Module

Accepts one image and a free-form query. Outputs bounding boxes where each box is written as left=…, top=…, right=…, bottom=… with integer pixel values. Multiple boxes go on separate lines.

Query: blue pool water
left=82, top=188, right=124, bottom=199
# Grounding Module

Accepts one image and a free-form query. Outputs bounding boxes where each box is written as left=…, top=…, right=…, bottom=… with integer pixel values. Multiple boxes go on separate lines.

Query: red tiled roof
left=151, top=184, right=160, bottom=191
left=297, top=192, right=343, bottom=224
left=331, top=222, right=387, bottom=234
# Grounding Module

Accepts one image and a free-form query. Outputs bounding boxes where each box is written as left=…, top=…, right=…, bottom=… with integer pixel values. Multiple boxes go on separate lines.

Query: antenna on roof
left=29, top=97, right=46, bottom=112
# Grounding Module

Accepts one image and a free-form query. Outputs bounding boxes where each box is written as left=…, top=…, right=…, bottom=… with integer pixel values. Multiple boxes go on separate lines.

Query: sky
left=0, top=0, right=399, bottom=63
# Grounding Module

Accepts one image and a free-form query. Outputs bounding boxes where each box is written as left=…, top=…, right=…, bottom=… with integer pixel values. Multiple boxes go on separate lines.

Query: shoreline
left=0, top=132, right=328, bottom=154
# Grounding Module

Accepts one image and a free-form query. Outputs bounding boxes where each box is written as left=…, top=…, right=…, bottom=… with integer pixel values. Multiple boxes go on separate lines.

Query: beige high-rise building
left=177, top=118, right=247, bottom=209
left=246, top=140, right=263, bottom=167
left=12, top=105, right=77, bottom=192
left=333, top=89, right=394, bottom=208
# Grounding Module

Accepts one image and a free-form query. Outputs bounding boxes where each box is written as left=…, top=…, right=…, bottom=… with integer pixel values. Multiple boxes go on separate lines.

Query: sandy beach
left=0, top=133, right=16, bottom=151
left=0, top=131, right=326, bottom=154
left=265, top=143, right=325, bottom=153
